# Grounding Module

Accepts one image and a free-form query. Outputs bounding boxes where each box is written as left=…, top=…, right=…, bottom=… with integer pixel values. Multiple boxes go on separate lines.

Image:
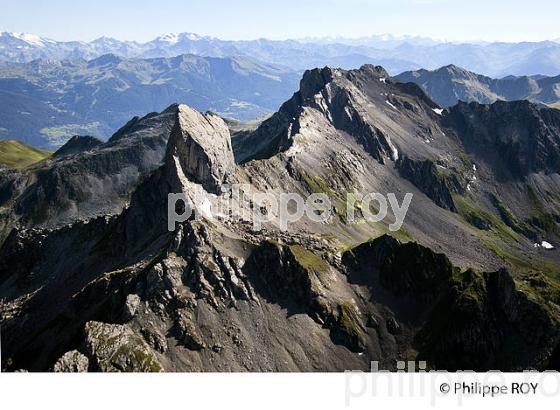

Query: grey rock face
left=53, top=350, right=89, bottom=372
left=342, top=236, right=559, bottom=370
left=444, top=100, right=560, bottom=178
left=123, top=294, right=141, bottom=321
left=165, top=105, right=236, bottom=193
left=174, top=309, right=206, bottom=350
left=396, top=156, right=461, bottom=211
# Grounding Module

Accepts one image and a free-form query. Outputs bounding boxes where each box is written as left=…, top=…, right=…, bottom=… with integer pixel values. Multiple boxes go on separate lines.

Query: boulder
left=84, top=321, right=163, bottom=372
left=53, top=350, right=89, bottom=372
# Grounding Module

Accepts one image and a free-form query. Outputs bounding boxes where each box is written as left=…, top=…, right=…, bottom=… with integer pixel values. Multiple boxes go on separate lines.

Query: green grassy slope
left=0, top=139, right=51, bottom=168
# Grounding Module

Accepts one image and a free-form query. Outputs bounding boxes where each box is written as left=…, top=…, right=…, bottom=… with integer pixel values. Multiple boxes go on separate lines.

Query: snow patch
left=10, top=32, right=48, bottom=47
left=387, top=138, right=399, bottom=161
left=157, top=33, right=199, bottom=44
left=432, top=108, right=444, bottom=116
left=344, top=106, right=353, bottom=120
left=379, top=77, right=387, bottom=84
left=534, top=241, right=554, bottom=249
left=385, top=100, right=398, bottom=111
left=542, top=241, right=554, bottom=249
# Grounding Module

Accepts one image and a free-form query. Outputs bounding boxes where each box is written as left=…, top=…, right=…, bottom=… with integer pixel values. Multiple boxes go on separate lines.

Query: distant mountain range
left=2, top=31, right=560, bottom=77
left=2, top=55, right=560, bottom=150
left=2, top=31, right=560, bottom=150
left=0, top=54, right=299, bottom=148
left=396, top=64, right=560, bottom=108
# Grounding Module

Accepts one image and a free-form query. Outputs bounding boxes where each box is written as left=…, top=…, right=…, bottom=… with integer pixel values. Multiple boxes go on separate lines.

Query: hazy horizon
left=1, top=0, right=559, bottom=43
left=2, top=29, right=560, bottom=45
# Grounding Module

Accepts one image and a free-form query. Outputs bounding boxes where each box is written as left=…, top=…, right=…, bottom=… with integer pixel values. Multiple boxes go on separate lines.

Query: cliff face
left=1, top=65, right=560, bottom=372
left=444, top=100, right=560, bottom=178
left=165, top=105, right=236, bottom=193
left=344, top=236, right=560, bottom=371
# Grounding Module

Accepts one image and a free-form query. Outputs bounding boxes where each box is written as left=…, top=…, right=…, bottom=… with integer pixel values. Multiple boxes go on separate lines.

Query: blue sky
left=1, top=0, right=559, bottom=42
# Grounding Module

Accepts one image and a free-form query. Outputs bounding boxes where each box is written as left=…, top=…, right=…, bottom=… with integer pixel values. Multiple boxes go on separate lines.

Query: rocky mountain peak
left=87, top=53, right=124, bottom=67
left=233, top=63, right=442, bottom=164
left=297, top=66, right=337, bottom=102
left=440, top=64, right=468, bottom=75
left=356, top=64, right=390, bottom=78
left=53, top=135, right=103, bottom=158
left=165, top=104, right=236, bottom=193
left=297, top=64, right=389, bottom=103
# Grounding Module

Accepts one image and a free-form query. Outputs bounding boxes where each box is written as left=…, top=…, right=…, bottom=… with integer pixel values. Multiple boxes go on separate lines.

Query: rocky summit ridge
left=0, top=65, right=559, bottom=372
left=166, top=105, right=236, bottom=193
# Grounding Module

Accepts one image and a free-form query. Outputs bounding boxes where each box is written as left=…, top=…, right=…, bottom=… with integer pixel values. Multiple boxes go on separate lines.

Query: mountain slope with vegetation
left=0, top=140, right=51, bottom=168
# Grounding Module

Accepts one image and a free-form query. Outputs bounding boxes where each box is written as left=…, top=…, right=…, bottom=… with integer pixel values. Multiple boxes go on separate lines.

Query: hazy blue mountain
left=396, top=64, right=560, bottom=107
left=297, top=34, right=441, bottom=49
left=0, top=31, right=421, bottom=72
left=0, top=54, right=300, bottom=149
left=0, top=32, right=141, bottom=62
left=3, top=31, right=560, bottom=76
left=139, top=34, right=421, bottom=72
